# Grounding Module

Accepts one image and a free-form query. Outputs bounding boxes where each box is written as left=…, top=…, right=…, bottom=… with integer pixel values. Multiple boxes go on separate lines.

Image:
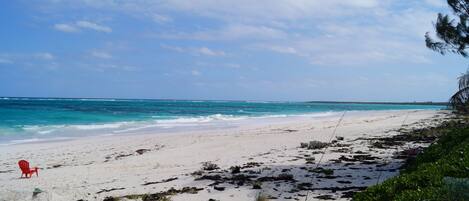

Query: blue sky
left=0, top=0, right=467, bottom=101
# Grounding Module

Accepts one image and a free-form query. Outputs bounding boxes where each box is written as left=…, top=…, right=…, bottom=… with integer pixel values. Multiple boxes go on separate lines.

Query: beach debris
left=341, top=191, right=357, bottom=198
left=242, top=162, right=263, bottom=168
left=330, top=148, right=351, bottom=153
left=213, top=186, right=225, bottom=191
left=103, top=197, right=117, bottom=201
left=119, top=187, right=203, bottom=201
left=136, top=149, right=151, bottom=155
left=255, top=194, right=271, bottom=201
left=32, top=188, right=43, bottom=197
left=338, top=154, right=379, bottom=162
left=305, top=157, right=316, bottom=164
left=142, top=177, right=178, bottom=186
left=0, top=170, right=13, bottom=173
left=257, top=173, right=295, bottom=182
left=315, top=194, right=334, bottom=200
left=202, top=162, right=219, bottom=171
left=46, top=164, right=63, bottom=169
left=195, top=174, right=223, bottom=181
left=252, top=181, right=262, bottom=189
left=96, top=187, right=126, bottom=194
left=336, top=136, right=344, bottom=141
left=310, top=167, right=334, bottom=176
left=337, top=180, right=352, bottom=184
left=191, top=170, right=204, bottom=176
left=114, top=153, right=133, bottom=160
left=300, top=141, right=329, bottom=150
left=230, top=166, right=241, bottom=174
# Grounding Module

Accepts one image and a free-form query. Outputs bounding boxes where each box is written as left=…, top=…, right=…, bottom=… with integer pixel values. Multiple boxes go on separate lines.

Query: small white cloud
left=97, top=63, right=137, bottom=71
left=191, top=70, right=201, bottom=76
left=0, top=58, right=13, bottom=64
left=152, top=14, right=172, bottom=23
left=162, top=45, right=226, bottom=57
left=158, top=24, right=286, bottom=41
left=160, top=44, right=185, bottom=52
left=267, top=46, right=298, bottom=55
left=54, top=21, right=112, bottom=33
left=35, top=52, right=55, bottom=60
left=424, top=0, right=445, bottom=7
left=90, top=50, right=112, bottom=59
left=226, top=63, right=241, bottom=68
left=76, top=21, right=112, bottom=33
left=196, top=47, right=226, bottom=56
left=54, top=23, right=79, bottom=32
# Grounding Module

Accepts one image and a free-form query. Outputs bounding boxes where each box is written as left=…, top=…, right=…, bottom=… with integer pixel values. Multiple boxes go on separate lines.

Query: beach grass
left=354, top=119, right=469, bottom=201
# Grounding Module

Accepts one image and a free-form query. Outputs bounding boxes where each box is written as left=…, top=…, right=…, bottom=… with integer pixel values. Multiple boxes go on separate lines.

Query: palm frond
left=449, top=86, right=469, bottom=113
left=458, top=69, right=469, bottom=89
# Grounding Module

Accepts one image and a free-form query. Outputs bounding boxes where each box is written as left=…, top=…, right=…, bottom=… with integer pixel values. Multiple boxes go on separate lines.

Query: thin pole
left=304, top=111, right=346, bottom=201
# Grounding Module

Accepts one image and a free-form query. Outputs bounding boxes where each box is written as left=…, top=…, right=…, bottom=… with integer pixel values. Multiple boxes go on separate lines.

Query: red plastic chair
left=18, top=160, right=38, bottom=178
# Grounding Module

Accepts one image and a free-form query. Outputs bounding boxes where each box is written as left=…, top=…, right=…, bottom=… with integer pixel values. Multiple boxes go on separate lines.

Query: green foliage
left=300, top=141, right=329, bottom=150
left=201, top=161, right=219, bottom=171
left=354, top=126, right=469, bottom=201
left=310, top=167, right=334, bottom=176
left=255, top=194, right=270, bottom=201
left=425, top=0, right=469, bottom=57
left=426, top=0, right=469, bottom=113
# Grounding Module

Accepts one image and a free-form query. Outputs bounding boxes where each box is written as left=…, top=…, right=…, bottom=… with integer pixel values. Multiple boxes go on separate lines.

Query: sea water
left=0, top=97, right=445, bottom=145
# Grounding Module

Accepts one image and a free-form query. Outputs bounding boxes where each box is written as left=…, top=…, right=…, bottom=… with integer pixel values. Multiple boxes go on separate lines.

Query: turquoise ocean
left=0, top=97, right=445, bottom=145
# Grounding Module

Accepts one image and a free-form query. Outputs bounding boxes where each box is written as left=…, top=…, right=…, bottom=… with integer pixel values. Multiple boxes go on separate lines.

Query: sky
left=0, top=0, right=467, bottom=102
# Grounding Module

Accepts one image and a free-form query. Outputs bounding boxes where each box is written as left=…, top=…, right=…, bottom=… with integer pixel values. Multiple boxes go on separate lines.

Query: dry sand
left=0, top=110, right=450, bottom=201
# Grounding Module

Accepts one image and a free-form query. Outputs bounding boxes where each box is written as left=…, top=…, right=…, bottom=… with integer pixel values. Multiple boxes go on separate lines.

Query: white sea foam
left=70, top=123, right=125, bottom=130
left=2, top=112, right=339, bottom=145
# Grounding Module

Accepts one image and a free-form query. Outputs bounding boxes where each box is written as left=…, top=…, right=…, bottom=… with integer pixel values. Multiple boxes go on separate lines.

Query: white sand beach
left=0, top=110, right=450, bottom=201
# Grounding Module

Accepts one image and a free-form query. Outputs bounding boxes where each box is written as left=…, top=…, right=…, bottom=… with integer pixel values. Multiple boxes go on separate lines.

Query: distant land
left=0, top=97, right=449, bottom=106
left=307, top=101, right=448, bottom=106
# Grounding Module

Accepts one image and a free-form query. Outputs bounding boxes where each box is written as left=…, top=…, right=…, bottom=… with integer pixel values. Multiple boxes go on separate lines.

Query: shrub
left=354, top=124, right=469, bottom=201
left=255, top=194, right=269, bottom=201
left=230, top=166, right=241, bottom=174
left=201, top=162, right=219, bottom=171
left=300, top=141, right=329, bottom=150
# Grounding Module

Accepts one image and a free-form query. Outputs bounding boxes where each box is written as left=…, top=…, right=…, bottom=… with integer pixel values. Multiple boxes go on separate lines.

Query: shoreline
left=0, top=109, right=450, bottom=201
left=0, top=109, right=442, bottom=146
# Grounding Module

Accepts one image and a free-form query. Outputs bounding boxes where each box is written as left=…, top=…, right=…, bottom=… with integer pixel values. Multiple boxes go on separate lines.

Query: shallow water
left=0, top=97, right=445, bottom=144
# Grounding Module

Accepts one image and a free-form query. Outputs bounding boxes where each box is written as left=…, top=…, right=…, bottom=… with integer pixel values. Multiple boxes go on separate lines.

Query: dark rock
left=142, top=177, right=178, bottom=186
left=136, top=149, right=151, bottom=155
left=315, top=195, right=335, bottom=200
left=213, top=186, right=225, bottom=191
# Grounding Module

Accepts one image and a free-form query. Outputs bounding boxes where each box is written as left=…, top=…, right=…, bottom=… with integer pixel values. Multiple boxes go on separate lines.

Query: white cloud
left=76, top=21, right=112, bottom=33
left=44, top=0, right=441, bottom=66
left=54, top=23, right=79, bottom=32
left=191, top=70, right=201, bottom=76
left=90, top=50, right=112, bottom=59
left=195, top=47, right=225, bottom=56
left=96, top=64, right=137, bottom=71
left=261, top=45, right=299, bottom=55
left=424, top=0, right=446, bottom=7
left=158, top=24, right=286, bottom=41
left=226, top=63, right=241, bottom=68
left=161, top=45, right=226, bottom=57
left=53, top=21, right=111, bottom=33
left=152, top=14, right=172, bottom=23
left=0, top=57, right=13, bottom=64
left=35, top=52, right=55, bottom=60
